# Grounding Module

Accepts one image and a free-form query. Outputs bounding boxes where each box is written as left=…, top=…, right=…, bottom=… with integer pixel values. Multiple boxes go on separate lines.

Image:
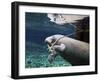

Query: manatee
left=45, top=34, right=89, bottom=66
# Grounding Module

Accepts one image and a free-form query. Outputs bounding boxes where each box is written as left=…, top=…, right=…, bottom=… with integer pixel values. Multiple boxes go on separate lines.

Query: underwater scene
left=25, top=13, right=89, bottom=68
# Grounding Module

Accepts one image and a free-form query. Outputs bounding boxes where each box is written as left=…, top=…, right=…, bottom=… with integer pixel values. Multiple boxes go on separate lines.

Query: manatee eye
left=45, top=36, right=56, bottom=46
left=51, top=36, right=56, bottom=44
left=47, top=36, right=56, bottom=46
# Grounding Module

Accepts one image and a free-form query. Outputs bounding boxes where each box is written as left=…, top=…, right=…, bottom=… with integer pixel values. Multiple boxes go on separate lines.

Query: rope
left=47, top=21, right=84, bottom=52
left=49, top=30, right=83, bottom=51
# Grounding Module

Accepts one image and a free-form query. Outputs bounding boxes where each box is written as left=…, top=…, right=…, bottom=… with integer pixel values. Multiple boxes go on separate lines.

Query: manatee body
left=45, top=34, right=89, bottom=66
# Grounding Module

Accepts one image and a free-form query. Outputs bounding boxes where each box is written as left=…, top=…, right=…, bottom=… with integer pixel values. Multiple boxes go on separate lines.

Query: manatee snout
left=45, top=36, right=66, bottom=64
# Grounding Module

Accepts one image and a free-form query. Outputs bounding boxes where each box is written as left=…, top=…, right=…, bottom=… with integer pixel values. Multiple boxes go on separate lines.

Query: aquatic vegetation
left=25, top=42, right=71, bottom=68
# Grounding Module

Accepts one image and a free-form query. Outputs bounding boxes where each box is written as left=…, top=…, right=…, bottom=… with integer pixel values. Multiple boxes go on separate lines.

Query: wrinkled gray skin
left=45, top=34, right=89, bottom=66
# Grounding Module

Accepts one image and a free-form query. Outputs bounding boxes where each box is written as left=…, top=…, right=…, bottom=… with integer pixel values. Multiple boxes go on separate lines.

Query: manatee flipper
left=48, top=49, right=57, bottom=64
left=53, top=43, right=66, bottom=52
left=48, top=54, right=55, bottom=63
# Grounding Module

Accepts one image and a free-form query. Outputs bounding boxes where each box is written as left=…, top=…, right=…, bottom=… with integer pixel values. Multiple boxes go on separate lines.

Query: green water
left=25, top=42, right=71, bottom=68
